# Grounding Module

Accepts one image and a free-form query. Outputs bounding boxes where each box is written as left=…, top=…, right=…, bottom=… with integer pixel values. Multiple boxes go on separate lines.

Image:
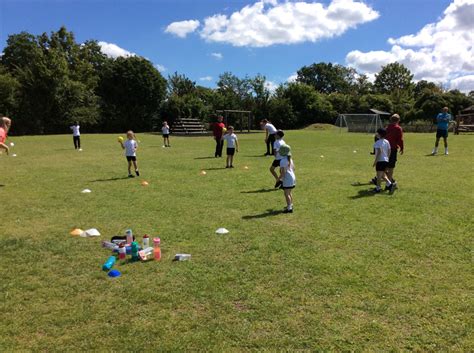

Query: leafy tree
left=444, top=90, right=474, bottom=116
left=356, top=94, right=394, bottom=114
left=327, top=93, right=353, bottom=114
left=98, top=56, right=166, bottom=132
left=0, top=67, right=20, bottom=117
left=216, top=72, right=252, bottom=110
left=414, top=80, right=442, bottom=99
left=296, top=62, right=356, bottom=94
left=167, top=72, right=196, bottom=96
left=249, top=74, right=270, bottom=121
left=374, top=62, right=414, bottom=95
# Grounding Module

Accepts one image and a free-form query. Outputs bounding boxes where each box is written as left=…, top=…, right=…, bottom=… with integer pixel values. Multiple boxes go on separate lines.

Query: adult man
left=212, top=115, right=225, bottom=157
left=385, top=114, right=404, bottom=190
left=260, top=119, right=277, bottom=156
left=432, top=107, right=452, bottom=155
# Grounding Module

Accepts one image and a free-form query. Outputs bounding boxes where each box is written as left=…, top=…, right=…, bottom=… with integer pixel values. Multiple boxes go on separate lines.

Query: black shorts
left=387, top=150, right=397, bottom=168
left=162, top=134, right=169, bottom=138
left=436, top=129, right=448, bottom=138
left=282, top=185, right=295, bottom=190
left=376, top=161, right=388, bottom=171
left=271, top=159, right=280, bottom=168
left=227, top=148, right=235, bottom=156
left=126, top=156, right=137, bottom=162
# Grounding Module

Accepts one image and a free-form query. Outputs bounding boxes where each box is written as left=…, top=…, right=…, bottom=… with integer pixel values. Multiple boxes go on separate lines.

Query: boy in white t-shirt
left=119, top=130, right=140, bottom=178
left=162, top=121, right=170, bottom=147
left=271, top=130, right=286, bottom=188
left=222, top=126, right=239, bottom=168
left=372, top=128, right=392, bottom=193
left=70, top=122, right=81, bottom=150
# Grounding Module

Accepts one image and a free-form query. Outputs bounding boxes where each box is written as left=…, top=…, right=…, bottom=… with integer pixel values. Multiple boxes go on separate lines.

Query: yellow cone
left=70, top=228, right=84, bottom=236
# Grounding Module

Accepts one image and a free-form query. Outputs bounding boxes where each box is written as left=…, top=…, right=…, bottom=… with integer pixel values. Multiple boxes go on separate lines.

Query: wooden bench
left=455, top=114, right=474, bottom=134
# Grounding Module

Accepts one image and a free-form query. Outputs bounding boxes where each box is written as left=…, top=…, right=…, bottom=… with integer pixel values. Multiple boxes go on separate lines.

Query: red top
left=213, top=122, right=225, bottom=138
left=0, top=127, right=6, bottom=144
left=386, top=123, right=404, bottom=152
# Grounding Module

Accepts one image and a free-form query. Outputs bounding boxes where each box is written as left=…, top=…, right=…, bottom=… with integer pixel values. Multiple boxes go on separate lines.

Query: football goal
left=335, top=114, right=384, bottom=133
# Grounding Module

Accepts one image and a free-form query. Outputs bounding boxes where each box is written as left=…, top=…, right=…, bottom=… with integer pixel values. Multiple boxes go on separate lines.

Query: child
left=372, top=128, right=392, bottom=193
left=222, top=126, right=239, bottom=168
left=162, top=121, right=170, bottom=147
left=278, top=144, right=296, bottom=213
left=0, top=117, right=11, bottom=155
left=271, top=130, right=286, bottom=188
left=70, top=122, right=81, bottom=150
left=119, top=130, right=140, bottom=177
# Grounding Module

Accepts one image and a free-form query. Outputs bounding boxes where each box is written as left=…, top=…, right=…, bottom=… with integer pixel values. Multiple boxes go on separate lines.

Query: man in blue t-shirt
left=432, top=107, right=452, bottom=155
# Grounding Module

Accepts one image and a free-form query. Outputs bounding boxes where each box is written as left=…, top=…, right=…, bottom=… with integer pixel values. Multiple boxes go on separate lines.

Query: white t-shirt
left=265, top=123, right=277, bottom=135
left=223, top=133, right=238, bottom=148
left=374, top=138, right=390, bottom=162
left=70, top=125, right=80, bottom=136
left=280, top=157, right=296, bottom=187
left=273, top=139, right=285, bottom=160
left=124, top=139, right=138, bottom=157
left=162, top=125, right=169, bottom=134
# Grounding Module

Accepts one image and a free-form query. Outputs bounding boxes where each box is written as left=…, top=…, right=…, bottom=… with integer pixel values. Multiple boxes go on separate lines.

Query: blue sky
left=1, top=0, right=473, bottom=92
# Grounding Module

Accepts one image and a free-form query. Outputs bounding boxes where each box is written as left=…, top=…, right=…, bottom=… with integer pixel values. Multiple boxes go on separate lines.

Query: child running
left=372, top=128, right=392, bottom=193
left=271, top=130, right=286, bottom=188
left=222, top=126, right=239, bottom=168
left=119, top=130, right=140, bottom=178
left=162, top=121, right=170, bottom=147
left=278, top=144, right=296, bottom=213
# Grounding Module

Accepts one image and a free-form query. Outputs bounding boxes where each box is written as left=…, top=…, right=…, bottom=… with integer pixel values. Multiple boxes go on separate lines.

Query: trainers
left=283, top=208, right=293, bottom=213
left=370, top=177, right=377, bottom=185
left=135, top=170, right=140, bottom=176
left=445, top=151, right=449, bottom=155
left=372, top=188, right=381, bottom=193
left=275, top=180, right=282, bottom=188
left=128, top=174, right=134, bottom=178
left=392, top=181, right=398, bottom=189
left=385, top=184, right=393, bottom=192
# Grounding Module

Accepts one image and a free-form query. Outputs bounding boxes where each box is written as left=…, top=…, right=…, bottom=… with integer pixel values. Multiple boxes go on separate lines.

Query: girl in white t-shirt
left=278, top=144, right=296, bottom=213
left=372, top=128, right=392, bottom=193
left=70, top=122, right=81, bottom=150
left=162, top=121, right=170, bottom=147
left=222, top=126, right=239, bottom=168
left=119, top=130, right=140, bottom=178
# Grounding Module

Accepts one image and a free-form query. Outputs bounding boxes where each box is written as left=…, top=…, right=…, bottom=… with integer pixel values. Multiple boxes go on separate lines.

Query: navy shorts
left=387, top=150, right=397, bottom=168
left=126, top=156, right=137, bottom=162
left=227, top=148, right=235, bottom=156
left=162, top=134, right=169, bottom=138
left=282, top=185, right=295, bottom=190
left=271, top=159, right=280, bottom=168
left=376, top=161, right=388, bottom=171
left=436, top=129, right=448, bottom=138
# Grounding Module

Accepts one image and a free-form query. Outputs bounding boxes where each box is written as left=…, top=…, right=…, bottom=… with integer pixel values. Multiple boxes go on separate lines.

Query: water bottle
left=143, top=234, right=150, bottom=248
left=118, top=243, right=127, bottom=261
left=153, top=238, right=161, bottom=261
left=126, top=229, right=133, bottom=244
left=102, top=256, right=116, bottom=271
left=131, top=241, right=139, bottom=261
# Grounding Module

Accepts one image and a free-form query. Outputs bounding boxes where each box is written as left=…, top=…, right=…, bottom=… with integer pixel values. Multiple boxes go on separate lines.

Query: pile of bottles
left=101, top=229, right=161, bottom=271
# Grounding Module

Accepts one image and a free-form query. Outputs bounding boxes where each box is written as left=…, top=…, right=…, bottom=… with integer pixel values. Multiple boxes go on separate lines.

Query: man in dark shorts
left=431, top=107, right=452, bottom=155
left=385, top=114, right=404, bottom=189
left=212, top=115, right=225, bottom=157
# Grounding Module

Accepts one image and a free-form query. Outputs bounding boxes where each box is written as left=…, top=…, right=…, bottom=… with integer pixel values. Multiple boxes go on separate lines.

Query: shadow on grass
left=241, top=188, right=278, bottom=193
left=244, top=154, right=269, bottom=158
left=349, top=189, right=376, bottom=199
left=203, top=167, right=228, bottom=171
left=91, top=176, right=131, bottom=182
left=351, top=181, right=373, bottom=186
left=0, top=184, right=4, bottom=187
left=242, top=209, right=284, bottom=219
left=194, top=156, right=217, bottom=160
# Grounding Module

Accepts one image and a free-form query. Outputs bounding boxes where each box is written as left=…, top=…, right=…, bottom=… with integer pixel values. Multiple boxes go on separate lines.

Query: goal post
left=335, top=114, right=384, bottom=133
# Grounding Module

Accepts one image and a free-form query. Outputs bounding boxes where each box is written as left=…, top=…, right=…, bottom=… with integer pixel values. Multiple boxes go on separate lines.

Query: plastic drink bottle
left=153, top=238, right=161, bottom=261
left=102, top=256, right=116, bottom=271
left=138, top=247, right=154, bottom=261
left=118, top=243, right=127, bottom=261
left=131, top=241, right=139, bottom=261
left=143, top=234, right=149, bottom=248
left=126, top=229, right=133, bottom=244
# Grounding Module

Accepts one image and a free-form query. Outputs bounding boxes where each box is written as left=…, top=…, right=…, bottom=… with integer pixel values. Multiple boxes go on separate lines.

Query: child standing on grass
left=0, top=117, right=11, bottom=155
left=372, top=128, right=392, bottom=193
left=162, top=121, right=170, bottom=147
left=119, top=130, right=140, bottom=178
left=70, top=121, right=81, bottom=150
left=271, top=130, right=286, bottom=188
left=278, top=144, right=296, bottom=213
left=222, top=126, right=239, bottom=168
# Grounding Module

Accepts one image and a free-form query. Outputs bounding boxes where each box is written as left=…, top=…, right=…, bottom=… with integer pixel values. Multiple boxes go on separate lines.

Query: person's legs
left=433, top=135, right=441, bottom=154
left=265, top=138, right=271, bottom=155
left=218, top=139, right=224, bottom=157
left=133, top=160, right=139, bottom=175
left=73, top=136, right=78, bottom=149
left=77, top=136, right=81, bottom=149
left=386, top=168, right=394, bottom=183
left=284, top=189, right=293, bottom=212
left=226, top=155, right=231, bottom=167
left=269, top=134, right=276, bottom=155
left=270, top=166, right=278, bottom=181
left=443, top=136, right=448, bottom=154
left=127, top=160, right=132, bottom=176
left=166, top=137, right=170, bottom=147
left=230, top=155, right=234, bottom=167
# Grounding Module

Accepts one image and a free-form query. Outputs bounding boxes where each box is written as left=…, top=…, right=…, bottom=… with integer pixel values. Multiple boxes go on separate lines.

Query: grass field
left=1, top=129, right=473, bottom=351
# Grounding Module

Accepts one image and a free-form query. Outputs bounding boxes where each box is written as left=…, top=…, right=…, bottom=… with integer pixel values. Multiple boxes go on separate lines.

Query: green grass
left=1, top=130, right=473, bottom=351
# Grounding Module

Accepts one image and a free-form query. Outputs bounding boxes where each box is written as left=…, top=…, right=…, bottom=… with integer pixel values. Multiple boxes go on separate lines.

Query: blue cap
left=108, top=269, right=121, bottom=278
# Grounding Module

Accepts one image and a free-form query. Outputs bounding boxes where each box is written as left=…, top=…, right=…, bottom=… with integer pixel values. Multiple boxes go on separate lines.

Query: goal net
left=335, top=114, right=384, bottom=133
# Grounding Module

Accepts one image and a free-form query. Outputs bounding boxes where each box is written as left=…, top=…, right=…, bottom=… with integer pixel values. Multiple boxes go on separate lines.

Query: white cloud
left=98, top=41, right=135, bottom=58
left=211, top=52, right=223, bottom=60
left=287, top=73, right=298, bottom=82
left=165, top=20, right=200, bottom=38
left=155, top=64, right=166, bottom=72
left=167, top=0, right=378, bottom=47
left=200, top=76, right=213, bottom=81
left=265, top=80, right=278, bottom=92
left=346, top=0, right=474, bottom=92
left=449, top=75, right=474, bottom=92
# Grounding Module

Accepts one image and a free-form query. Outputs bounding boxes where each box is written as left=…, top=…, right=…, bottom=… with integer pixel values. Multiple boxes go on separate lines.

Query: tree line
left=0, top=27, right=472, bottom=135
